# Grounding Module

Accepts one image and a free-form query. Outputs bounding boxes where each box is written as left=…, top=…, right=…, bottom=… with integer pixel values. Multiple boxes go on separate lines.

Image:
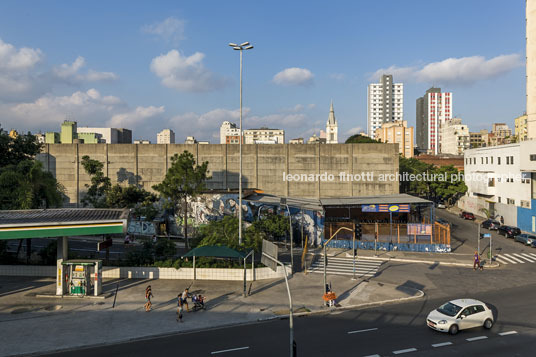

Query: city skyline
left=0, top=0, right=526, bottom=143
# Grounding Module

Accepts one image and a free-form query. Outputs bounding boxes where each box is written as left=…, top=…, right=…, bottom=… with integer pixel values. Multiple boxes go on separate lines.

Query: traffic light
left=355, top=223, right=362, bottom=240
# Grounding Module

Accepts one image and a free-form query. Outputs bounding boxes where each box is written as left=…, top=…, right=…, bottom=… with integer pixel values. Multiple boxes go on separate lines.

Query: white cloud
left=4, top=89, right=124, bottom=128
left=108, top=106, right=165, bottom=128
left=142, top=17, right=185, bottom=44
left=0, top=38, right=42, bottom=71
left=53, top=56, right=118, bottom=82
left=247, top=113, right=307, bottom=128
left=370, top=54, right=522, bottom=85
left=273, top=67, right=314, bottom=86
left=150, top=49, right=227, bottom=92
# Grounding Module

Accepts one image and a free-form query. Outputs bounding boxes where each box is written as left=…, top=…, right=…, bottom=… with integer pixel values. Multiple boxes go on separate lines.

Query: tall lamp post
left=229, top=41, right=254, bottom=245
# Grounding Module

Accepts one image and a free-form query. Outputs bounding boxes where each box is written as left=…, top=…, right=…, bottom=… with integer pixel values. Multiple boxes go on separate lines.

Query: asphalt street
left=44, top=282, right=536, bottom=357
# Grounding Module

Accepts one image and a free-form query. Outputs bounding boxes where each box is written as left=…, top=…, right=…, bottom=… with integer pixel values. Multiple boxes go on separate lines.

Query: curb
left=258, top=286, right=425, bottom=321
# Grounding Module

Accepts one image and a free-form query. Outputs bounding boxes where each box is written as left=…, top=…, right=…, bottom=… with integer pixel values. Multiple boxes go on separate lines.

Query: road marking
left=503, top=253, right=525, bottom=263
left=527, top=252, right=536, bottom=259
left=211, top=346, right=250, bottom=354
left=363, top=355, right=381, bottom=357
left=348, top=328, right=378, bottom=334
left=392, top=348, right=417, bottom=354
left=495, top=256, right=511, bottom=265
left=499, top=330, right=517, bottom=336
left=513, top=253, right=535, bottom=263
left=432, top=342, right=453, bottom=348
left=466, top=336, right=488, bottom=341
left=520, top=253, right=536, bottom=262
left=0, top=286, right=35, bottom=297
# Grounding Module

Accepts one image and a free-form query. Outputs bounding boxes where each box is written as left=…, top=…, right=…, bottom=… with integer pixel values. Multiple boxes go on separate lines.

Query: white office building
left=460, top=141, right=536, bottom=232
left=243, top=128, right=284, bottom=144
left=157, top=129, right=175, bottom=144
left=440, top=118, right=469, bottom=155
left=367, top=74, right=403, bottom=139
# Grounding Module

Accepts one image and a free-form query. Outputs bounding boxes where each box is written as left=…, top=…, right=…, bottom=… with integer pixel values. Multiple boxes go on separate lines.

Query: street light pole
left=281, top=198, right=294, bottom=273
left=229, top=42, right=254, bottom=245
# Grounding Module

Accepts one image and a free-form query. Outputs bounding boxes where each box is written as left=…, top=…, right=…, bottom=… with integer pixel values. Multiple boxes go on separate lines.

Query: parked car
left=481, top=219, right=501, bottom=230
left=436, top=203, right=446, bottom=209
left=460, top=211, right=475, bottom=220
left=514, top=233, right=536, bottom=246
left=498, top=225, right=521, bottom=238
left=426, top=298, right=494, bottom=335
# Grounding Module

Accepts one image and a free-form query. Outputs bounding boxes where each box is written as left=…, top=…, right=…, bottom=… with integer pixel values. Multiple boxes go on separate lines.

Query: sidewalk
left=316, top=248, right=499, bottom=268
left=0, top=273, right=422, bottom=357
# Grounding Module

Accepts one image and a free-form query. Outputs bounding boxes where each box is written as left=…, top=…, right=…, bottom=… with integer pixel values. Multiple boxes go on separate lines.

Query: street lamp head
left=233, top=46, right=242, bottom=50
left=240, top=41, right=250, bottom=47
left=244, top=45, right=254, bottom=50
left=229, top=43, right=238, bottom=47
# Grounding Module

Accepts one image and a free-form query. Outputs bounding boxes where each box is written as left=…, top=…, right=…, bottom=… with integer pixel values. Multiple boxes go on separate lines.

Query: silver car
left=514, top=233, right=536, bottom=246
left=426, top=298, right=494, bottom=335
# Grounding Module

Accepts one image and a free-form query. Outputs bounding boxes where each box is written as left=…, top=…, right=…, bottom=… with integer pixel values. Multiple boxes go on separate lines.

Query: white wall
left=0, top=265, right=290, bottom=281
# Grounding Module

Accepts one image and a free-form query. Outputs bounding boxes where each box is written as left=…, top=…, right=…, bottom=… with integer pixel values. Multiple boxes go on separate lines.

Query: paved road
left=44, top=281, right=536, bottom=357
left=435, top=209, right=536, bottom=262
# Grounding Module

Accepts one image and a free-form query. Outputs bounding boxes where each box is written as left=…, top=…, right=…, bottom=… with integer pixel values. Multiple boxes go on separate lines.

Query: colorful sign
left=363, top=204, right=410, bottom=212
left=362, top=204, right=379, bottom=212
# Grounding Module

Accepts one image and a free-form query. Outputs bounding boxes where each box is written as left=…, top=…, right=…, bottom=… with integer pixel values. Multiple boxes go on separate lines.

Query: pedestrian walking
left=144, top=285, right=153, bottom=311
left=181, top=288, right=190, bottom=312
left=500, top=216, right=504, bottom=225
left=176, top=294, right=184, bottom=322
left=473, top=251, right=482, bottom=271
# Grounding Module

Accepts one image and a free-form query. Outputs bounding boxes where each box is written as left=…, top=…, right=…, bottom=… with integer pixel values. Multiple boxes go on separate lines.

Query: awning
left=183, top=245, right=246, bottom=259
left=0, top=208, right=129, bottom=240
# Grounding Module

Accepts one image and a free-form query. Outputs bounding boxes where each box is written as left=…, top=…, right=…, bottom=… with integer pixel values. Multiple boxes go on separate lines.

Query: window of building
left=511, top=156, right=514, bottom=164
left=498, top=197, right=501, bottom=203
left=498, top=157, right=501, bottom=165
left=490, top=157, right=493, bottom=164
left=507, top=198, right=515, bottom=205
left=486, top=157, right=488, bottom=164
left=531, top=154, right=536, bottom=161
left=506, top=156, right=510, bottom=165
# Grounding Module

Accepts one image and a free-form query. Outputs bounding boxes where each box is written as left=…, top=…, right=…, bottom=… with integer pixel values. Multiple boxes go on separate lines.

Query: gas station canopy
left=0, top=208, right=129, bottom=240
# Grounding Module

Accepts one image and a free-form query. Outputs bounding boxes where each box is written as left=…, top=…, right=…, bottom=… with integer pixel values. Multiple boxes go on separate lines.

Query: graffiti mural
left=127, top=221, right=157, bottom=235
left=184, top=194, right=325, bottom=246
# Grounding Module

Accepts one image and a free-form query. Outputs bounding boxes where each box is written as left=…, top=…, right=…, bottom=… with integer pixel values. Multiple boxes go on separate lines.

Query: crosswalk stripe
left=308, top=256, right=382, bottom=277
left=504, top=253, right=525, bottom=263
left=527, top=252, right=536, bottom=259
left=497, top=255, right=517, bottom=264
left=495, top=256, right=510, bottom=265
left=517, top=253, right=536, bottom=262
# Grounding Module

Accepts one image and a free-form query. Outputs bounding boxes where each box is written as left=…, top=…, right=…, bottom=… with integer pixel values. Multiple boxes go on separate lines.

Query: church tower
left=326, top=100, right=338, bottom=143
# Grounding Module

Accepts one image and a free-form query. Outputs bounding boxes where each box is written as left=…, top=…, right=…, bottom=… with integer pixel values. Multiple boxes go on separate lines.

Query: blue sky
left=0, top=0, right=527, bottom=142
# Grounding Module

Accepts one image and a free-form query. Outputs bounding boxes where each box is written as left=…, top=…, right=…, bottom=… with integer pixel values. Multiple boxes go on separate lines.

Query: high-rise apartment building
left=416, top=87, right=452, bottom=155
left=326, top=101, right=338, bottom=144
left=527, top=1, right=536, bottom=139
left=375, top=120, right=414, bottom=158
left=60, top=120, right=77, bottom=144
left=367, top=74, right=403, bottom=139
left=220, top=121, right=241, bottom=144
left=157, top=129, right=175, bottom=144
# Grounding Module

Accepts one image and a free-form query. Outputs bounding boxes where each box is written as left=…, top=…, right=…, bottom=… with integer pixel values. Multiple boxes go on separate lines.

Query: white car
left=426, top=299, right=494, bottom=335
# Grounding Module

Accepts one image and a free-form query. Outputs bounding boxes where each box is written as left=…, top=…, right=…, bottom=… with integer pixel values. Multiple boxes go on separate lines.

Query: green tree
left=80, top=156, right=112, bottom=208
left=152, top=151, right=209, bottom=248
left=195, top=216, right=264, bottom=253
left=399, top=156, right=434, bottom=197
left=105, top=185, right=157, bottom=209
left=0, top=126, right=42, bottom=168
left=428, top=165, right=467, bottom=205
left=345, top=134, right=380, bottom=144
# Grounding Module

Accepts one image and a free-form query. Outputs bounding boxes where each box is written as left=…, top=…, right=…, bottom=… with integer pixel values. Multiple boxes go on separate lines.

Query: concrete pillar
left=286, top=144, right=289, bottom=196
left=56, top=237, right=68, bottom=296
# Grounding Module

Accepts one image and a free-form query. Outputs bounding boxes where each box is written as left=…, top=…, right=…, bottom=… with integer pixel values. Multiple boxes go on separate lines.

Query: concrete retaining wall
left=0, top=264, right=289, bottom=281
left=37, top=143, right=399, bottom=206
